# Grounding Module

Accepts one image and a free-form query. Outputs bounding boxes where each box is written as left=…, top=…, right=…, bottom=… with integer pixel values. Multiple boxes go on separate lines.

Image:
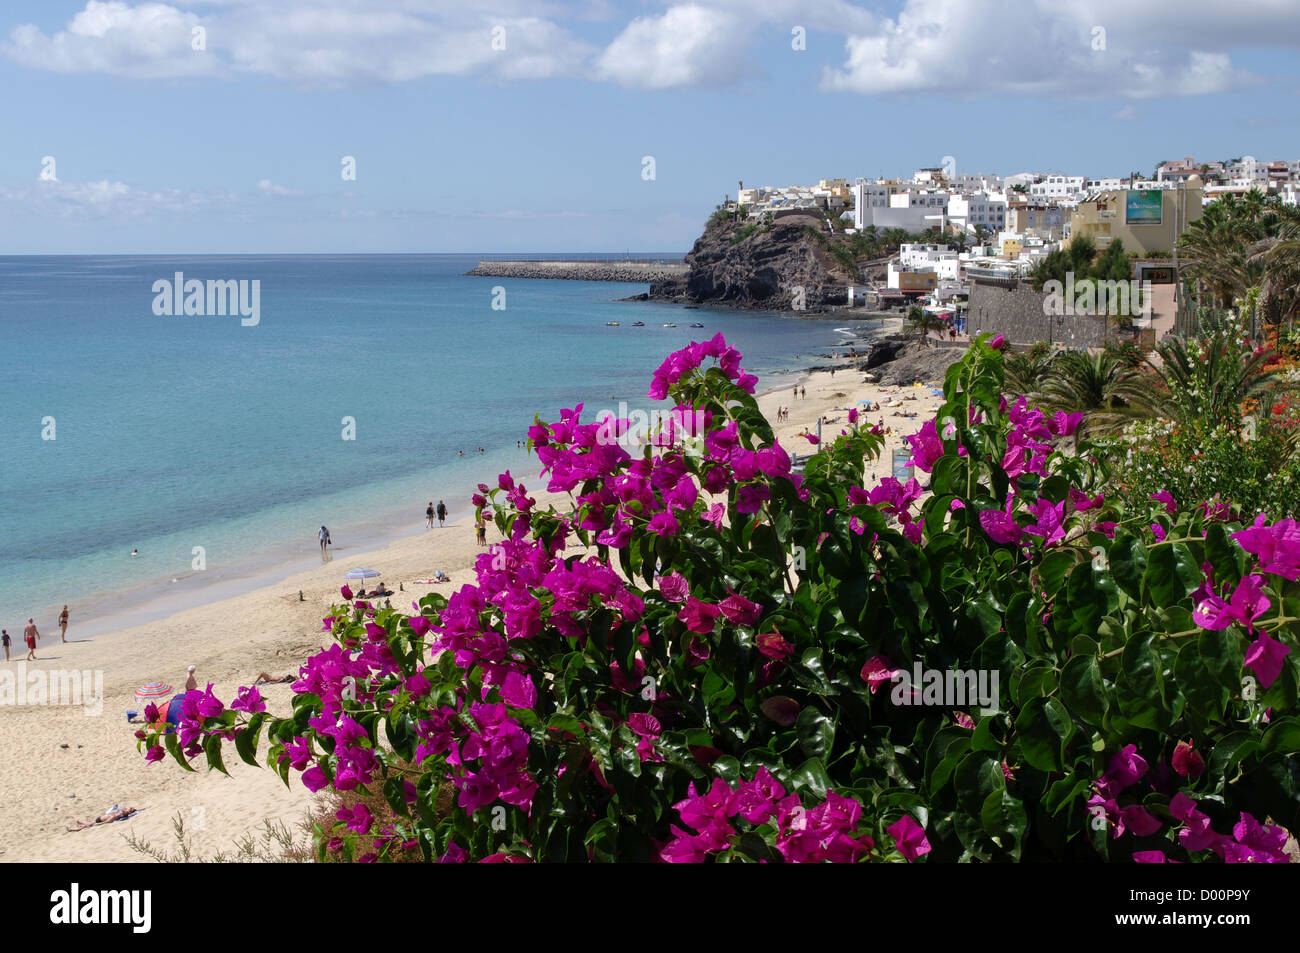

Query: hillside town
left=725, top=156, right=1300, bottom=345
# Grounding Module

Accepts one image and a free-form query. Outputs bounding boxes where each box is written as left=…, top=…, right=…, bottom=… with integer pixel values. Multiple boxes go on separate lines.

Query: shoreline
left=0, top=325, right=951, bottom=863
left=21, top=315, right=890, bottom=648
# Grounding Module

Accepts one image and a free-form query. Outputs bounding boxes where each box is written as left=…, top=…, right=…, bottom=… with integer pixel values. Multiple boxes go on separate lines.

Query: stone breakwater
left=465, top=260, right=689, bottom=283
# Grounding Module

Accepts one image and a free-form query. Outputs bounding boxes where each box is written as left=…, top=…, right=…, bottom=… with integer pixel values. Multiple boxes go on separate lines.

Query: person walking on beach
left=475, top=519, right=487, bottom=548
left=437, top=500, right=447, bottom=528
left=319, top=525, right=331, bottom=552
left=2, top=630, right=10, bottom=662
left=24, top=618, right=39, bottom=660
left=792, top=385, right=797, bottom=400
left=800, top=386, right=806, bottom=400
left=185, top=665, right=197, bottom=691
left=58, top=605, right=69, bottom=642
left=426, top=502, right=435, bottom=529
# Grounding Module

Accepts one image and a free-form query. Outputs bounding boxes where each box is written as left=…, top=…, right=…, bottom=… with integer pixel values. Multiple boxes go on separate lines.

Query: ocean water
left=0, top=254, right=864, bottom=637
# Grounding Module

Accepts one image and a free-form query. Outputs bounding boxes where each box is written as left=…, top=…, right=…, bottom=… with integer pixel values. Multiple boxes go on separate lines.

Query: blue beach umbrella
left=344, top=568, right=382, bottom=592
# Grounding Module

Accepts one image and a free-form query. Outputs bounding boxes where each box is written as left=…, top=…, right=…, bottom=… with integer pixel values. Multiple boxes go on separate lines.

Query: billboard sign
left=892, top=447, right=914, bottom=482
left=1125, top=190, right=1163, bottom=226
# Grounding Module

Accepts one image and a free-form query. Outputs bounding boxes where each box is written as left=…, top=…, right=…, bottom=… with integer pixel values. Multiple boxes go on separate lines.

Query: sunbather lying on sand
left=68, top=805, right=138, bottom=832
left=255, top=672, right=295, bottom=684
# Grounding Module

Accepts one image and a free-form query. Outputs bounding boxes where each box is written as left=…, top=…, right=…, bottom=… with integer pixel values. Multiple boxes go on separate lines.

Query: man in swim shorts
left=24, top=618, right=39, bottom=660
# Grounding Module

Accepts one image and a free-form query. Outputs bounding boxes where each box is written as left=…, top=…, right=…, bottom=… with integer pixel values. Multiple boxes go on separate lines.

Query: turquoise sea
left=0, top=254, right=864, bottom=637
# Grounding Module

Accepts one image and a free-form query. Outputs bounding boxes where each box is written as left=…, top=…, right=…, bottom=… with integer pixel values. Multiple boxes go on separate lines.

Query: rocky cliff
left=648, top=212, right=850, bottom=311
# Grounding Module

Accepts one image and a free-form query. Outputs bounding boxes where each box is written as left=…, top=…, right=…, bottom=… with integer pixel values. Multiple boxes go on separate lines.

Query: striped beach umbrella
left=344, top=568, right=382, bottom=583
left=135, top=681, right=173, bottom=702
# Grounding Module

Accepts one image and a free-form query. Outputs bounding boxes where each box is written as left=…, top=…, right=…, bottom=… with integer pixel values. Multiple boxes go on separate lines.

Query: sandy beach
left=0, top=335, right=954, bottom=863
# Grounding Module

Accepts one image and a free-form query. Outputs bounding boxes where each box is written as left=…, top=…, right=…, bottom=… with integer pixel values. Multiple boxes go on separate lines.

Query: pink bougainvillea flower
left=658, top=571, right=689, bottom=604
left=1150, top=489, right=1177, bottom=514
left=678, top=597, right=722, bottom=634
left=1132, top=850, right=1169, bottom=863
left=230, top=685, right=265, bottom=715
left=1049, top=411, right=1084, bottom=437
left=647, top=511, right=681, bottom=538
left=1232, top=514, right=1300, bottom=581
left=1170, top=793, right=1224, bottom=853
left=1069, top=488, right=1104, bottom=512
left=905, top=420, right=944, bottom=473
left=952, top=711, right=975, bottom=729
left=1098, top=521, right=1118, bottom=539
left=860, top=656, right=900, bottom=694
left=1243, top=631, right=1292, bottom=689
left=800, top=433, right=820, bottom=445
left=1094, top=744, right=1148, bottom=799
left=1170, top=739, right=1206, bottom=778
left=756, top=628, right=795, bottom=660
left=979, top=496, right=1022, bottom=545
left=701, top=502, right=726, bottom=530
left=1198, top=496, right=1232, bottom=522
left=886, top=814, right=931, bottom=861
left=718, top=589, right=762, bottom=627
left=1151, top=523, right=1167, bottom=542
left=1224, top=813, right=1291, bottom=863
left=847, top=407, right=859, bottom=424
left=736, top=483, right=771, bottom=515
left=1024, top=498, right=1066, bottom=547
left=1193, top=573, right=1271, bottom=635
left=145, top=745, right=165, bottom=763
left=340, top=584, right=353, bottom=600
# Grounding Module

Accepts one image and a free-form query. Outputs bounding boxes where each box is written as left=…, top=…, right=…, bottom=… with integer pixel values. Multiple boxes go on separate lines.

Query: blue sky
left=1, top=0, right=1297, bottom=254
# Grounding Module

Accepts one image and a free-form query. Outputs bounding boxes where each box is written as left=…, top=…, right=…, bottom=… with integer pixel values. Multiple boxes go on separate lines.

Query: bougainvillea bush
left=138, top=334, right=1300, bottom=862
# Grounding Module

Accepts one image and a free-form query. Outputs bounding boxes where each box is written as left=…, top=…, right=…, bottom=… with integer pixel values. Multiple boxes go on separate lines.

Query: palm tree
left=1004, top=342, right=1056, bottom=396
left=906, top=305, right=945, bottom=348
left=1148, top=311, right=1289, bottom=430
left=1039, top=350, right=1156, bottom=440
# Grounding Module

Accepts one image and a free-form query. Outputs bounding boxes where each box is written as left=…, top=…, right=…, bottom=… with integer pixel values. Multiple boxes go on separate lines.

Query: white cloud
left=3, top=1, right=593, bottom=83
left=594, top=4, right=751, bottom=89
left=821, top=0, right=1261, bottom=98
left=1, top=0, right=1291, bottom=95
left=0, top=178, right=224, bottom=219
left=257, top=179, right=303, bottom=197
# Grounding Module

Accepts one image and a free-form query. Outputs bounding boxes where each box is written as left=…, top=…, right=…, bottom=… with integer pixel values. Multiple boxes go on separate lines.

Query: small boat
left=632, top=321, right=645, bottom=327
left=689, top=322, right=704, bottom=328
left=662, top=323, right=677, bottom=327
left=606, top=321, right=620, bottom=327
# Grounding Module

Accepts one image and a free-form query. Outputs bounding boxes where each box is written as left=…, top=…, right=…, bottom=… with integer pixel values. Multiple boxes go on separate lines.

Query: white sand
left=0, top=345, right=953, bottom=863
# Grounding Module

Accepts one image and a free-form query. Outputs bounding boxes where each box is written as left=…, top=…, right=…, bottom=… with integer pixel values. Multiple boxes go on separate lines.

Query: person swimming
left=130, top=549, right=139, bottom=557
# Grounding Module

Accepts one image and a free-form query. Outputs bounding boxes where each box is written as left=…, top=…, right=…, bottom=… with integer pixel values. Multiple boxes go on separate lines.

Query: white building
left=899, top=243, right=960, bottom=279
left=947, top=192, right=1007, bottom=235
left=1029, top=175, right=1086, bottom=202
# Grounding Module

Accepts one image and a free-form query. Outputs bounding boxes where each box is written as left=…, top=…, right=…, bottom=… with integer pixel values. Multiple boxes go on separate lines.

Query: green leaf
left=203, top=732, right=229, bottom=776
left=1038, top=550, right=1076, bottom=598
left=233, top=713, right=265, bottom=767
left=1059, top=655, right=1107, bottom=727
left=980, top=789, right=1027, bottom=859
left=1107, top=536, right=1147, bottom=601
left=1262, top=717, right=1300, bottom=754
left=789, top=757, right=831, bottom=800
left=795, top=706, right=835, bottom=761
left=1143, top=542, right=1200, bottom=605
left=1197, top=629, right=1244, bottom=692
left=1015, top=696, right=1075, bottom=772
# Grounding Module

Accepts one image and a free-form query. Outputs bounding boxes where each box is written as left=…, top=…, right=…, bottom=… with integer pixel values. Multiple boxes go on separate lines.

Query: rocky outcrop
left=648, top=212, right=848, bottom=311
left=860, top=335, right=965, bottom=386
